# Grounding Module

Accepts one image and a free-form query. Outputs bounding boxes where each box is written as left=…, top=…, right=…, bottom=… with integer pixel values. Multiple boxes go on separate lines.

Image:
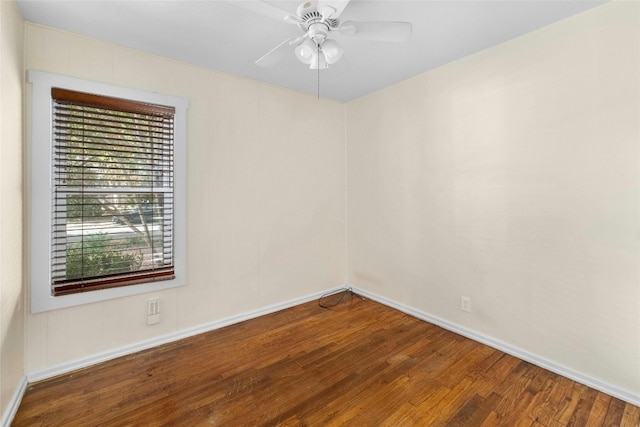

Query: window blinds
left=51, top=88, right=176, bottom=296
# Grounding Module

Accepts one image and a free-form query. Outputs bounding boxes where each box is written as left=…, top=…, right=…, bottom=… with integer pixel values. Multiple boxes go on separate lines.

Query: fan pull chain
left=317, top=45, right=320, bottom=100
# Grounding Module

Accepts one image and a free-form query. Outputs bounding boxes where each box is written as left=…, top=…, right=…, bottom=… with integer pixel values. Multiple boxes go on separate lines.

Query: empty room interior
left=1, top=0, right=639, bottom=425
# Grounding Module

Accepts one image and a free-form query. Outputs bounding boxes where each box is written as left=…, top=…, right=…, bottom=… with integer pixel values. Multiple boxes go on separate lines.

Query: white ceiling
left=17, top=0, right=606, bottom=102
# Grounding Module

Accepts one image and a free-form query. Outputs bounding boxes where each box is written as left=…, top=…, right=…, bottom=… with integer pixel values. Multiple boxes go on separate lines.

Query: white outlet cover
left=147, top=313, right=160, bottom=325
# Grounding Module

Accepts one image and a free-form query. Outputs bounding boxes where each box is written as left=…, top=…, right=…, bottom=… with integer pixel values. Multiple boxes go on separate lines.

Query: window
left=51, top=88, right=176, bottom=295
left=29, top=71, right=188, bottom=313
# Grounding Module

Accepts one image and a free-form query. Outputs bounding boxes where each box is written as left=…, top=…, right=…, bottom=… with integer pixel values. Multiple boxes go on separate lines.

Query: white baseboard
left=351, top=286, right=640, bottom=407
left=1, top=375, right=27, bottom=427
left=27, top=287, right=342, bottom=383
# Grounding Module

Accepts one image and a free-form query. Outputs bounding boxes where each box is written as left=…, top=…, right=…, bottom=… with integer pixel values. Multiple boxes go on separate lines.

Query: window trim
left=28, top=71, right=188, bottom=313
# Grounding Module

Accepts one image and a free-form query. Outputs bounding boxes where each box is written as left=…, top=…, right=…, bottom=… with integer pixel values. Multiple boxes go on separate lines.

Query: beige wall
left=0, top=0, right=25, bottom=422
left=24, top=24, right=346, bottom=371
left=347, top=2, right=639, bottom=397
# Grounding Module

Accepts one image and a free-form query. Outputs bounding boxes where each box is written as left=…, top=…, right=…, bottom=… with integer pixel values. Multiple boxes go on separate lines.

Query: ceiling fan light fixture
left=321, top=39, right=343, bottom=64
left=310, top=51, right=328, bottom=70
left=295, top=39, right=316, bottom=64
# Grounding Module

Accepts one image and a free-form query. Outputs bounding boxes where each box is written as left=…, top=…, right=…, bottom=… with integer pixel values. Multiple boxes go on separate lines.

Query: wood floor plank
left=445, top=392, right=501, bottom=427
left=585, top=392, right=613, bottom=426
left=530, top=375, right=575, bottom=425
left=515, top=378, right=558, bottom=425
left=566, top=387, right=599, bottom=427
left=602, top=397, right=627, bottom=427
left=479, top=410, right=501, bottom=426
left=621, top=403, right=640, bottom=427
left=13, top=293, right=639, bottom=426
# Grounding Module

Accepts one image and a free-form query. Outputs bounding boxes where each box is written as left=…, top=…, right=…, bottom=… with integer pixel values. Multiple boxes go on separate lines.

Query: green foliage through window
left=66, top=233, right=142, bottom=280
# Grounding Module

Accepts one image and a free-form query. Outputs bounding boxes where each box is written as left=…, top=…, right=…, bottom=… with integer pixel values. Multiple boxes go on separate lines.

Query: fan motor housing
left=297, top=3, right=339, bottom=32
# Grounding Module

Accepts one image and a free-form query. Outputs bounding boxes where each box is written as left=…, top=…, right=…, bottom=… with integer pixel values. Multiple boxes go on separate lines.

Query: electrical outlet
left=461, top=296, right=471, bottom=313
left=147, top=298, right=160, bottom=325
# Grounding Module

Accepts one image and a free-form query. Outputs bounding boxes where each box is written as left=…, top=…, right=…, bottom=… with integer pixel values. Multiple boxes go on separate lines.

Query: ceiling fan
left=235, top=0, right=413, bottom=69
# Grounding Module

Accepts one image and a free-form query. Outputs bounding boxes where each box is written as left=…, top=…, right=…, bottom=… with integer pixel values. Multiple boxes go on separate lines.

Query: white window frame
left=28, top=70, right=188, bottom=313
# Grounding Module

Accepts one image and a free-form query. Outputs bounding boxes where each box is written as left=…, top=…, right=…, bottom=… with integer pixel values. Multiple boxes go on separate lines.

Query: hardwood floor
left=14, top=292, right=640, bottom=426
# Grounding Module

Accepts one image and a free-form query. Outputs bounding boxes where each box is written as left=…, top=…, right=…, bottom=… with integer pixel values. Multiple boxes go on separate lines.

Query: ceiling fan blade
left=255, top=36, right=304, bottom=67
left=339, top=21, right=412, bottom=42
left=227, top=0, right=298, bottom=24
left=317, top=0, right=351, bottom=20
